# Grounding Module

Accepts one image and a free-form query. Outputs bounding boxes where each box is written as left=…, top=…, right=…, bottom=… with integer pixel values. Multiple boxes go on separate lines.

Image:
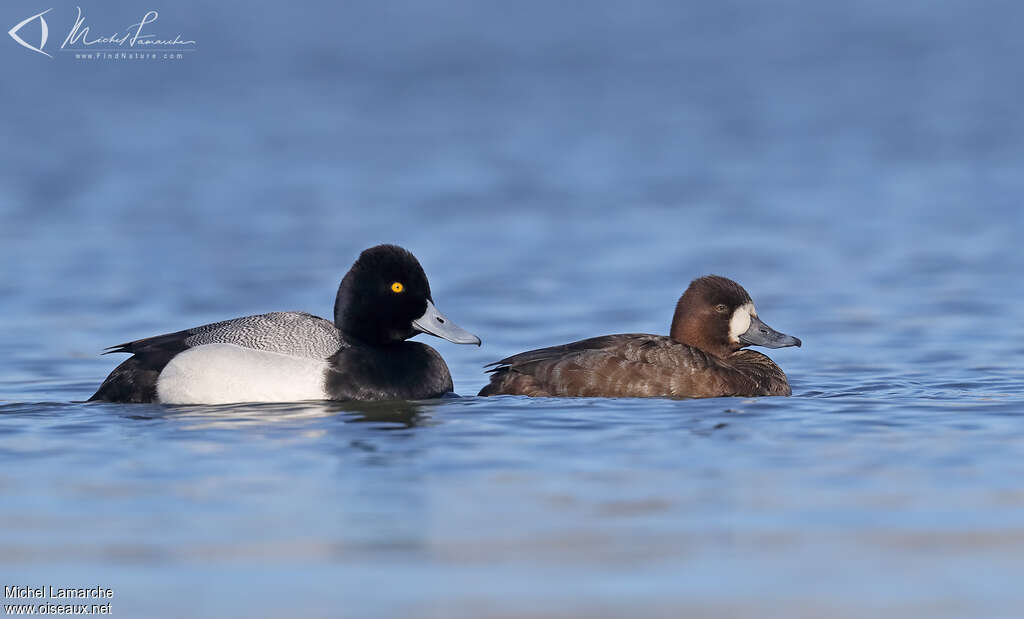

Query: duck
left=478, top=275, right=800, bottom=399
left=89, top=244, right=480, bottom=404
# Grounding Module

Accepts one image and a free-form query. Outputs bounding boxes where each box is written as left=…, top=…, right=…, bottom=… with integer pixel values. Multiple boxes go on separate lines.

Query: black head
left=669, top=275, right=800, bottom=358
left=334, top=245, right=480, bottom=346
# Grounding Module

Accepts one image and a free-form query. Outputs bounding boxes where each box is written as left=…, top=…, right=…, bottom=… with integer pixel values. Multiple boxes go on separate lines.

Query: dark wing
left=101, top=328, right=195, bottom=357
left=478, top=335, right=626, bottom=396
left=484, top=335, right=641, bottom=372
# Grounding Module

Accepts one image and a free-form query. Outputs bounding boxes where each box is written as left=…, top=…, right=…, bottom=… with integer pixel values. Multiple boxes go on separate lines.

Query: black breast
left=326, top=341, right=454, bottom=401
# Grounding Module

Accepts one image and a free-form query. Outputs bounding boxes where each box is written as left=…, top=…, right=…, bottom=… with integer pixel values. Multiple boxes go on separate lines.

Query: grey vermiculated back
left=184, top=312, right=344, bottom=359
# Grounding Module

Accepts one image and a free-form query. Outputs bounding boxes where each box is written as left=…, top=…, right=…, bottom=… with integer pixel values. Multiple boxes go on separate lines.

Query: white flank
left=156, top=343, right=329, bottom=405
left=728, top=303, right=755, bottom=342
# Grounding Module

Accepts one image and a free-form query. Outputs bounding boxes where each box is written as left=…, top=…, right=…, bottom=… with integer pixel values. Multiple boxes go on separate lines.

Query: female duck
left=479, top=275, right=799, bottom=399
left=90, top=244, right=480, bottom=404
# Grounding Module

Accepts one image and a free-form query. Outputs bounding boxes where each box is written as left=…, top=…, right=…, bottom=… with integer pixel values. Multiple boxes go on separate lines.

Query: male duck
left=90, top=244, right=480, bottom=404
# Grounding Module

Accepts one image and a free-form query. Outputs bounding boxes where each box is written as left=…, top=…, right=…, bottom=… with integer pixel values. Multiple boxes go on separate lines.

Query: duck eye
left=390, top=282, right=404, bottom=293
left=715, top=304, right=729, bottom=313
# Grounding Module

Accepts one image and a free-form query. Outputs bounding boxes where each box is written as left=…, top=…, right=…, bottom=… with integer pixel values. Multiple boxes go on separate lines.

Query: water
left=3, top=0, right=1024, bottom=616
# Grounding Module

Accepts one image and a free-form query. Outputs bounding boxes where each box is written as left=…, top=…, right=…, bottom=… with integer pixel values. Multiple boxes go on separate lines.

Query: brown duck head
left=669, top=275, right=801, bottom=358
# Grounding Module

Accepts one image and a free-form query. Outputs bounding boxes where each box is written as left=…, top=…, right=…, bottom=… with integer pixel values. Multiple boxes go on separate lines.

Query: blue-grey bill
left=412, top=300, right=482, bottom=345
left=738, top=315, right=801, bottom=349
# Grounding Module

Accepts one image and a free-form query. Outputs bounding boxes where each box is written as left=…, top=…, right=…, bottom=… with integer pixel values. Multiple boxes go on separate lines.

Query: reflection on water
left=328, top=399, right=433, bottom=429
left=117, top=399, right=435, bottom=429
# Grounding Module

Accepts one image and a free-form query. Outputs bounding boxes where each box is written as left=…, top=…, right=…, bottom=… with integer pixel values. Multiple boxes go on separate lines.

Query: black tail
left=89, top=356, right=163, bottom=403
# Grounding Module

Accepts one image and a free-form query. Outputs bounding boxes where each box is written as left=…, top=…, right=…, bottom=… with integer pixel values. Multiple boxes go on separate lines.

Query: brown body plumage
left=479, top=275, right=800, bottom=399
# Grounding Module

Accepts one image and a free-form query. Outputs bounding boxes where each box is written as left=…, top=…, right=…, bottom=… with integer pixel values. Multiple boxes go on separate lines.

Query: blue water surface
left=2, top=0, right=1024, bottom=616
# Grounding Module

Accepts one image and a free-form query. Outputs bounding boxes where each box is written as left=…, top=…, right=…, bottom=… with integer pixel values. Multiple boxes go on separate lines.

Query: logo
left=8, top=8, right=52, bottom=57
left=8, top=6, right=196, bottom=60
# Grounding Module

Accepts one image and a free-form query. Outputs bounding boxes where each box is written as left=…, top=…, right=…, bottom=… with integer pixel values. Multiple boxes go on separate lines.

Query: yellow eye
left=391, top=282, right=404, bottom=293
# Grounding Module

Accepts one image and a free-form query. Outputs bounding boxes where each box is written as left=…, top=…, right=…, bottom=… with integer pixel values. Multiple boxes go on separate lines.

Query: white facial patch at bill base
left=728, top=303, right=756, bottom=343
